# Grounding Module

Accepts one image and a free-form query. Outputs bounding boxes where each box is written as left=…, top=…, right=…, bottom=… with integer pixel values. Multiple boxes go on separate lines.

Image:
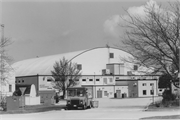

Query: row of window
left=82, top=79, right=100, bottom=81
left=142, top=90, right=154, bottom=95
left=15, top=80, right=25, bottom=83
left=81, top=78, right=113, bottom=83
left=142, top=83, right=154, bottom=86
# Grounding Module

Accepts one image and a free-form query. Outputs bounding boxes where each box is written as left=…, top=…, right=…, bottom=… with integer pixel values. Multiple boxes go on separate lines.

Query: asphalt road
left=1, top=97, right=179, bottom=120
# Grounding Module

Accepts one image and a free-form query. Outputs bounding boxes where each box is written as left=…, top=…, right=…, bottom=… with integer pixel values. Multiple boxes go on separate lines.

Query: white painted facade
left=38, top=76, right=54, bottom=91
left=12, top=47, right=159, bottom=98
left=115, top=86, right=129, bottom=98
left=138, top=80, right=158, bottom=97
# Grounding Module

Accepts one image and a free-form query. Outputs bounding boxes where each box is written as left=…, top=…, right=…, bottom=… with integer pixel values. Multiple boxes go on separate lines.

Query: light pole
left=178, top=46, right=180, bottom=88
left=94, top=72, right=96, bottom=99
left=152, top=84, right=154, bottom=104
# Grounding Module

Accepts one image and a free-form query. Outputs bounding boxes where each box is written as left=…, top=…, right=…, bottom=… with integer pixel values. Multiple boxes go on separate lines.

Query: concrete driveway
left=93, top=97, right=162, bottom=111
left=2, top=96, right=180, bottom=120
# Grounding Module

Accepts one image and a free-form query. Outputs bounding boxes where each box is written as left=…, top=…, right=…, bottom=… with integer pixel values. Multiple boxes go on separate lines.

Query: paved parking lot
left=57, top=96, right=162, bottom=111
left=2, top=96, right=179, bottom=120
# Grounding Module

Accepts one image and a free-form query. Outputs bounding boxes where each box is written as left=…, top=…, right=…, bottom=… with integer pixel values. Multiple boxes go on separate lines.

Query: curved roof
left=12, top=47, right=132, bottom=76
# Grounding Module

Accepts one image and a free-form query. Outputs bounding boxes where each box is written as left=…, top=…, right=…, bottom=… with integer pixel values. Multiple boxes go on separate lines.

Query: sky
left=0, top=0, right=174, bottom=63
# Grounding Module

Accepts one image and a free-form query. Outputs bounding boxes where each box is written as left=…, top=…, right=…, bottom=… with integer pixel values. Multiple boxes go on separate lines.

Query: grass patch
left=0, top=104, right=66, bottom=114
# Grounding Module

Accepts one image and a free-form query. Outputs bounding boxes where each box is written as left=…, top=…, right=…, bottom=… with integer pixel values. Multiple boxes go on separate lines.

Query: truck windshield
left=67, top=89, right=85, bottom=97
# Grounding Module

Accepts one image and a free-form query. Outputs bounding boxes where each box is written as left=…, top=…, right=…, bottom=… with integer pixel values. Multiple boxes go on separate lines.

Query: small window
left=75, top=79, right=79, bottom=81
left=150, top=83, right=154, bottom=86
left=96, top=79, right=100, bottom=81
left=142, top=83, right=146, bottom=86
left=77, top=64, right=82, bottom=70
left=104, top=91, right=108, bottom=96
left=82, top=79, right=86, bottom=81
left=103, top=78, right=107, bottom=84
left=89, top=79, right=93, bottom=81
left=133, top=65, right=138, bottom=70
left=18, top=81, right=20, bottom=83
left=150, top=90, right=154, bottom=95
left=22, top=80, right=24, bottom=83
left=116, top=77, right=119, bottom=79
left=109, top=53, right=114, bottom=58
left=109, top=78, right=113, bottom=82
left=143, top=90, right=146, bottom=95
left=9, top=85, right=12, bottom=92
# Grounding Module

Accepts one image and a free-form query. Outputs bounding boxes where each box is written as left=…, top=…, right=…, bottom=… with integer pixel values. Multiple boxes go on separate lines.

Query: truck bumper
left=66, top=104, right=84, bottom=109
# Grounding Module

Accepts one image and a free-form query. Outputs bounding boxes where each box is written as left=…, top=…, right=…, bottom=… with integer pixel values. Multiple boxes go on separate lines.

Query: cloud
left=103, top=15, right=122, bottom=38
left=12, top=37, right=34, bottom=44
left=124, top=0, right=161, bottom=20
left=103, top=0, right=161, bottom=37
left=62, top=30, right=71, bottom=37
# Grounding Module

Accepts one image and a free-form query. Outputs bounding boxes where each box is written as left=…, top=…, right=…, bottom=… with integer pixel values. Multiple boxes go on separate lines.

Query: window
left=82, top=79, right=86, bottom=82
left=109, top=53, right=114, bottom=58
left=150, top=83, right=154, bottom=86
left=77, top=64, right=82, bottom=70
left=89, top=79, right=93, bottom=81
left=75, top=79, right=79, bottom=81
left=174, top=89, right=178, bottom=91
left=103, top=78, right=107, bottom=84
left=116, top=77, right=119, bottom=79
left=96, top=79, right=100, bottom=81
left=104, top=91, right=108, bottom=96
left=47, top=79, right=52, bottom=82
left=142, top=83, right=146, bottom=86
left=109, top=78, right=113, bottom=83
left=22, top=80, right=24, bottom=83
left=143, top=90, right=146, bottom=95
left=133, top=65, right=138, bottom=70
left=150, top=90, right=154, bottom=95
left=9, top=85, right=12, bottom=92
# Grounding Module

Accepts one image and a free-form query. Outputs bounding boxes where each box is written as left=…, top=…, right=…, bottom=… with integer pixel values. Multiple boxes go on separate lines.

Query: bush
left=13, top=90, right=22, bottom=96
left=162, top=90, right=176, bottom=101
left=0, top=96, right=7, bottom=111
left=162, top=89, right=178, bottom=107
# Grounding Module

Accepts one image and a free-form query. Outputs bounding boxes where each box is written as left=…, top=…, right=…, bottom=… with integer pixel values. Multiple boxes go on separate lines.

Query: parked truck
left=66, top=87, right=93, bottom=110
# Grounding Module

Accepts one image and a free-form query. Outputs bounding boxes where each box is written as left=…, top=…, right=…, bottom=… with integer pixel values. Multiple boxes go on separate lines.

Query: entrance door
left=116, top=90, right=121, bottom=98
left=97, top=90, right=102, bottom=98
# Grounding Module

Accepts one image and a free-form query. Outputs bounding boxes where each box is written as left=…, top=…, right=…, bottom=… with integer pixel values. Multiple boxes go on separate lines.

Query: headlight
left=67, top=100, right=71, bottom=104
left=80, top=100, right=83, bottom=104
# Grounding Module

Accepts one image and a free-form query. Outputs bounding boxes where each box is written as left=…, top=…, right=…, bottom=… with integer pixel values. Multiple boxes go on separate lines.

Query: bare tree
left=121, top=1, right=179, bottom=87
left=0, top=24, right=12, bottom=86
left=51, top=57, right=81, bottom=99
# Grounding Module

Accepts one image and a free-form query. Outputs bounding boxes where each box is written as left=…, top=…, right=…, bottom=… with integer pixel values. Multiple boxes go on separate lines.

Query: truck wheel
left=87, top=104, right=91, bottom=109
left=82, top=104, right=87, bottom=110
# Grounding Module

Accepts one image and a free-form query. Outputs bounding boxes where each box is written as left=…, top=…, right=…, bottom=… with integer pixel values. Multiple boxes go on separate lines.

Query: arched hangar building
left=12, top=47, right=159, bottom=102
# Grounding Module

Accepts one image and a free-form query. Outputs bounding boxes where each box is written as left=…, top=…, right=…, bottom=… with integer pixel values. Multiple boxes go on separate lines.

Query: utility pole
left=0, top=24, right=4, bottom=102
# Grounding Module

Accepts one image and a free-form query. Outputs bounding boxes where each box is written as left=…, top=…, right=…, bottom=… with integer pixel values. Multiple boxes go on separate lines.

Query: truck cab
left=66, top=87, right=92, bottom=110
